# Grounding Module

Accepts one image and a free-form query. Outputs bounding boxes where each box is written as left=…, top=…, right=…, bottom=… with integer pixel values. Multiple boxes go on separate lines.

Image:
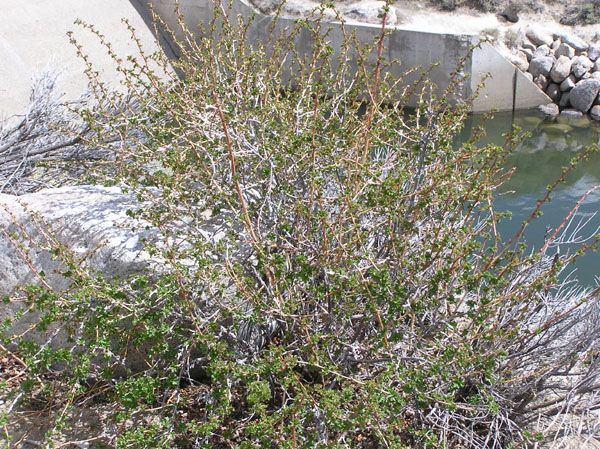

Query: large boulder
left=341, top=1, right=398, bottom=25
left=526, top=26, right=554, bottom=47
left=538, top=102, right=559, bottom=117
left=546, top=83, right=561, bottom=101
left=550, top=55, right=572, bottom=83
left=0, top=185, right=154, bottom=346
left=556, top=32, right=589, bottom=53
left=569, top=79, right=600, bottom=113
left=571, top=56, right=593, bottom=78
left=529, top=56, right=555, bottom=78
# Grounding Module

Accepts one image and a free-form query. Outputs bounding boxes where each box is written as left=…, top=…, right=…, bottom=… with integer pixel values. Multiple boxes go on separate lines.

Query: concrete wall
left=0, top=0, right=549, bottom=118
left=0, top=0, right=165, bottom=120
left=471, top=42, right=550, bottom=112
left=141, top=0, right=551, bottom=111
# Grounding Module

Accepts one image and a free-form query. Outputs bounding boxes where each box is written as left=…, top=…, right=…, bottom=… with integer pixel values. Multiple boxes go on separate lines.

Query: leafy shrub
left=3, top=2, right=600, bottom=448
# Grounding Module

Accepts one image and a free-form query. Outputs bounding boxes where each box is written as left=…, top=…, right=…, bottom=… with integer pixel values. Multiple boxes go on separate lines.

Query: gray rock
left=522, top=47, right=533, bottom=61
left=526, top=27, right=554, bottom=47
left=522, top=39, right=537, bottom=52
left=590, top=105, right=600, bottom=120
left=560, top=108, right=584, bottom=118
left=510, top=51, right=529, bottom=71
left=571, top=56, right=593, bottom=78
left=542, top=122, right=573, bottom=134
left=592, top=72, right=600, bottom=80
left=588, top=44, right=600, bottom=62
left=551, top=39, right=561, bottom=50
left=556, top=32, right=589, bottom=52
left=0, top=186, right=156, bottom=353
left=560, top=75, right=577, bottom=91
left=500, top=2, right=520, bottom=22
left=569, top=79, right=600, bottom=112
left=559, top=91, right=571, bottom=107
left=538, top=102, right=559, bottom=117
left=594, top=60, right=600, bottom=72
left=551, top=436, right=600, bottom=449
left=533, top=44, right=551, bottom=58
left=534, top=74, right=549, bottom=91
left=546, top=83, right=561, bottom=101
left=555, top=43, right=575, bottom=59
left=529, top=56, right=555, bottom=77
left=523, top=72, right=534, bottom=81
left=342, top=1, right=398, bottom=25
left=550, top=55, right=572, bottom=83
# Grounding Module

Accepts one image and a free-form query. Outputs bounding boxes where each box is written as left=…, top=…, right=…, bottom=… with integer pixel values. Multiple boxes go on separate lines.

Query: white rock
left=341, top=1, right=397, bottom=25
left=594, top=60, right=600, bottom=72
left=533, top=44, right=551, bottom=58
left=588, top=44, right=600, bottom=62
left=556, top=32, right=589, bottom=52
left=526, top=27, right=554, bottom=47
left=538, top=102, right=559, bottom=117
left=550, top=56, right=572, bottom=83
left=560, top=108, right=584, bottom=118
left=509, top=51, right=529, bottom=71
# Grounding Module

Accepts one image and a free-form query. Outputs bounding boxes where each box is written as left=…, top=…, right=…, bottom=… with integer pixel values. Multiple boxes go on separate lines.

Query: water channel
left=460, top=111, right=600, bottom=287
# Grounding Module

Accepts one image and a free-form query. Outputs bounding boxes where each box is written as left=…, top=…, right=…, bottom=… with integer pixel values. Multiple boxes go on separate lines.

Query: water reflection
left=460, top=111, right=600, bottom=286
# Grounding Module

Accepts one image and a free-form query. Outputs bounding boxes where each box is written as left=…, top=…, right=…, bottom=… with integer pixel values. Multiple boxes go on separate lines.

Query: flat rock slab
left=0, top=185, right=153, bottom=347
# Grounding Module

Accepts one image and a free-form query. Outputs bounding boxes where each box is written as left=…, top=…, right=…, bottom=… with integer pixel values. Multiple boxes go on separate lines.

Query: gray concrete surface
left=0, top=0, right=166, bottom=120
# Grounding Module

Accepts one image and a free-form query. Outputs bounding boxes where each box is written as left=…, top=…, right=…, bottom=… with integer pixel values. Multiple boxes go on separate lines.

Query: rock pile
left=509, top=27, right=600, bottom=120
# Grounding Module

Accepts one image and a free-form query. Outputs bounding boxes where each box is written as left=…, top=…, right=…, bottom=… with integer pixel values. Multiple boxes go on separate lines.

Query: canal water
left=461, top=111, right=600, bottom=287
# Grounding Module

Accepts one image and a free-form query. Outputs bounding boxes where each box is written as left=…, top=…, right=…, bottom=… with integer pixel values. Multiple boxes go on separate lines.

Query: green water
left=461, top=111, right=600, bottom=287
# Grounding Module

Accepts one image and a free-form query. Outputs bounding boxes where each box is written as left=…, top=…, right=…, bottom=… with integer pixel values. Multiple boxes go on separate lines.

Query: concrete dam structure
left=0, top=0, right=550, bottom=119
